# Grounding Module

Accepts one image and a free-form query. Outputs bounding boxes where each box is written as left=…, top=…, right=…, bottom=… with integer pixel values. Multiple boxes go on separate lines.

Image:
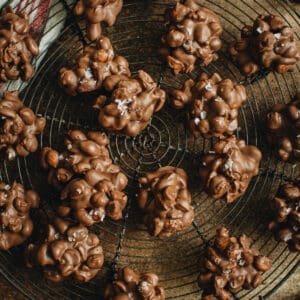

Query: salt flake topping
left=194, top=117, right=200, bottom=125
left=205, top=82, right=213, bottom=91
left=224, top=158, right=234, bottom=172
left=256, top=27, right=264, bottom=34
left=274, top=33, right=281, bottom=40
left=84, top=68, right=93, bottom=79
left=200, top=111, right=207, bottom=120
left=115, top=98, right=132, bottom=116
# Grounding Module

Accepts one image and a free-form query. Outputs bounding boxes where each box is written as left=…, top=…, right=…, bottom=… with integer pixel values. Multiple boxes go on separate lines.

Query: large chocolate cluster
left=199, top=136, right=262, bottom=203
left=228, top=14, right=300, bottom=76
left=0, top=91, right=46, bottom=160
left=94, top=70, right=166, bottom=136
left=269, top=179, right=300, bottom=252
left=138, top=166, right=194, bottom=238
left=159, top=0, right=222, bottom=75
left=0, top=181, right=39, bottom=250
left=198, top=227, right=272, bottom=300
left=40, top=130, right=128, bottom=225
left=104, top=266, right=165, bottom=299
left=74, top=0, right=123, bottom=41
left=170, top=72, right=247, bottom=138
left=0, top=6, right=39, bottom=82
left=25, top=217, right=104, bottom=282
left=266, top=93, right=300, bottom=163
left=59, top=36, right=130, bottom=96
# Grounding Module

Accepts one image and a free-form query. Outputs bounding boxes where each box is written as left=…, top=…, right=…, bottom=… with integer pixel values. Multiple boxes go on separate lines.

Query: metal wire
left=0, top=0, right=299, bottom=299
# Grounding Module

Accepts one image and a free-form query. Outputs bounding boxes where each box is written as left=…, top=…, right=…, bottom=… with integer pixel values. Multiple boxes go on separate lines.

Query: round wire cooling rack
left=0, top=0, right=299, bottom=299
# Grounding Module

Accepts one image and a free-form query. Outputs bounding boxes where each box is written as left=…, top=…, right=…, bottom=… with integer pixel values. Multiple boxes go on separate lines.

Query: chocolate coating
left=0, top=6, right=39, bottom=82
left=0, top=91, right=46, bottom=160
left=74, top=0, right=123, bottom=41
left=228, top=14, right=300, bottom=76
left=199, top=136, right=262, bottom=202
left=25, top=217, right=104, bottom=282
left=170, top=72, right=247, bottom=138
left=40, top=130, right=128, bottom=224
left=104, top=266, right=165, bottom=300
left=198, top=227, right=272, bottom=300
left=267, top=93, right=300, bottom=162
left=269, top=179, right=300, bottom=252
left=138, top=166, right=194, bottom=238
left=94, top=70, right=166, bottom=136
left=159, top=0, right=222, bottom=75
left=59, top=36, right=130, bottom=96
left=0, top=181, right=39, bottom=250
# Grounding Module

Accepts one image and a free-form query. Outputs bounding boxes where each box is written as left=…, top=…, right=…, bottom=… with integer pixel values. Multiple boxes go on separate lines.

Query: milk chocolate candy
left=198, top=227, right=272, bottom=300
left=25, top=217, right=104, bottom=282
left=199, top=136, right=262, bottom=202
left=0, top=91, right=46, bottom=160
left=59, top=36, right=130, bottom=96
left=138, top=166, right=194, bottom=238
left=0, top=182, right=39, bottom=250
left=104, top=266, right=165, bottom=300
left=228, top=14, right=300, bottom=76
left=159, top=0, right=222, bottom=75
left=267, top=93, right=300, bottom=162
left=269, top=179, right=300, bottom=252
left=0, top=6, right=39, bottom=82
left=94, top=70, right=166, bottom=136
left=171, top=72, right=247, bottom=138
left=74, top=0, right=123, bottom=41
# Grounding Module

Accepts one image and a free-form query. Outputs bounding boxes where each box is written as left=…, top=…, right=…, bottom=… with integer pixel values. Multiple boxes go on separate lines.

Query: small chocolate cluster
left=170, top=72, right=247, bottom=138
left=0, top=6, right=39, bottom=82
left=94, top=70, right=166, bottom=136
left=59, top=36, right=130, bottom=96
left=40, top=130, right=128, bottom=225
left=199, top=136, right=262, bottom=202
left=159, top=0, right=222, bottom=75
left=228, top=14, right=300, bottom=76
left=104, top=266, right=165, bottom=299
left=269, top=179, right=300, bottom=252
left=74, top=0, right=123, bottom=41
left=198, top=227, right=272, bottom=300
left=267, top=93, right=300, bottom=163
left=0, top=181, right=39, bottom=250
left=0, top=91, right=46, bottom=160
left=25, top=217, right=104, bottom=282
left=138, top=166, right=194, bottom=238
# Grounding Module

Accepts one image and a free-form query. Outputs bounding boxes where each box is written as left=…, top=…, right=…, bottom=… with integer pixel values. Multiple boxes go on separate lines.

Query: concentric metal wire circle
left=0, top=0, right=299, bottom=299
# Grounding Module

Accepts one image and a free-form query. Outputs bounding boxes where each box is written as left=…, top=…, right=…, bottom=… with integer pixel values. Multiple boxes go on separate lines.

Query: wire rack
left=0, top=0, right=299, bottom=299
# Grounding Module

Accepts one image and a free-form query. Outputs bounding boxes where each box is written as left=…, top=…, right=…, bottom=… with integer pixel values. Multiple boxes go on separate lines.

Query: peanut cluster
left=170, top=72, right=247, bottom=138
left=104, top=266, right=165, bottom=300
left=159, top=0, right=222, bottom=75
left=0, top=91, right=46, bottom=160
left=138, top=166, right=194, bottom=238
left=199, top=136, right=262, bottom=203
left=198, top=227, right=272, bottom=300
left=25, top=217, right=104, bottom=282
left=0, top=6, right=39, bottom=82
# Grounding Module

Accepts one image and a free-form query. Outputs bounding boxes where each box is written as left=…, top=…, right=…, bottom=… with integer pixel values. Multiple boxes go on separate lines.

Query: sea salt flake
left=224, top=158, right=234, bottom=172
left=283, top=233, right=292, bottom=242
left=75, top=188, right=82, bottom=194
left=214, top=97, right=223, bottom=102
left=139, top=281, right=149, bottom=291
left=68, top=236, right=75, bottom=242
left=208, top=150, right=215, bottom=154
left=84, top=68, right=93, bottom=79
left=8, top=151, right=16, bottom=160
left=194, top=117, right=200, bottom=125
left=54, top=233, right=60, bottom=239
left=200, top=111, right=207, bottom=119
left=3, top=185, right=10, bottom=191
left=192, top=41, right=200, bottom=48
left=202, top=162, right=207, bottom=166
left=256, top=27, right=264, bottom=34
left=274, top=33, right=281, bottom=39
left=67, top=144, right=72, bottom=150
left=205, top=82, right=213, bottom=91
left=238, top=259, right=245, bottom=266
left=115, top=98, right=132, bottom=116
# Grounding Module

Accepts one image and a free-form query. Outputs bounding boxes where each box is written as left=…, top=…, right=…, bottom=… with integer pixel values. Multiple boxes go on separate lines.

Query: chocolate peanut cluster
left=0, top=6, right=39, bottom=82
left=198, top=227, right=272, bottom=300
left=59, top=36, right=130, bottom=96
left=40, top=130, right=128, bottom=225
left=267, top=93, right=300, bottom=163
left=199, top=136, right=262, bottom=203
left=269, top=179, right=300, bottom=252
left=138, top=166, right=194, bottom=238
left=0, top=181, right=39, bottom=250
left=170, top=72, right=247, bottom=138
left=74, top=0, right=123, bottom=41
left=94, top=70, right=166, bottom=136
left=25, top=217, right=104, bottom=282
left=0, top=91, right=46, bottom=160
left=159, top=0, right=222, bottom=75
left=104, top=266, right=165, bottom=300
left=228, top=14, right=300, bottom=77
